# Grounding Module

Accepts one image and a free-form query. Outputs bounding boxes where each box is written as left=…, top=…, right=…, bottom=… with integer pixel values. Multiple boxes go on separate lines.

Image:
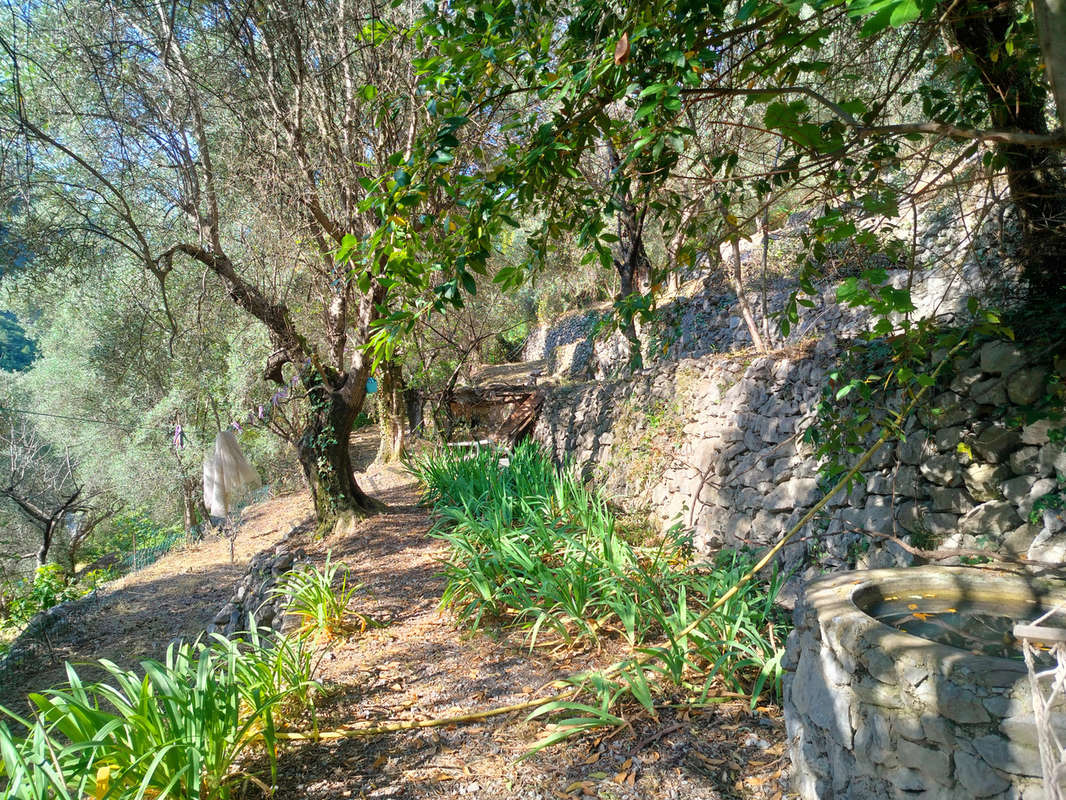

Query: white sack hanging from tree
left=203, top=430, right=261, bottom=518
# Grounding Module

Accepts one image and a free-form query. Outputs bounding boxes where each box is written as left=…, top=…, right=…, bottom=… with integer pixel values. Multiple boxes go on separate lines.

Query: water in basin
left=868, top=594, right=1066, bottom=663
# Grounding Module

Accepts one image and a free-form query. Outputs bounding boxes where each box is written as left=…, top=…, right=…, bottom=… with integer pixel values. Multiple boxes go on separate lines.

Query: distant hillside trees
left=0, top=312, right=35, bottom=372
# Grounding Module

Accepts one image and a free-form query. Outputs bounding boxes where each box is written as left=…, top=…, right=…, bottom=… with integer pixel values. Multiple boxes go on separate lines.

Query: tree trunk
left=729, top=237, right=768, bottom=351
left=1034, top=0, right=1066, bottom=134
left=297, top=368, right=382, bottom=532
left=721, top=202, right=768, bottom=351
left=36, top=517, right=59, bottom=569
left=405, top=388, right=424, bottom=438
left=616, top=252, right=646, bottom=370
left=376, top=363, right=408, bottom=463
left=181, top=477, right=208, bottom=535
left=608, top=141, right=651, bottom=370
left=948, top=2, right=1066, bottom=301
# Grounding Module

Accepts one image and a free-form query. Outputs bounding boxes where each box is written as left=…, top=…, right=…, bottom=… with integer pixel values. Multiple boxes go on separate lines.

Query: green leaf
left=889, top=0, right=920, bottom=26
left=460, top=271, right=477, bottom=295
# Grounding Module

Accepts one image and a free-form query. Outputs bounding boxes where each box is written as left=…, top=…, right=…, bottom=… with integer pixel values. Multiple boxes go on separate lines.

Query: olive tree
left=1, top=0, right=458, bottom=529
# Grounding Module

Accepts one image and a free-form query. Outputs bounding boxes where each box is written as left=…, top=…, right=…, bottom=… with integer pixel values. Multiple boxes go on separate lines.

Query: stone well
left=784, top=566, right=1066, bottom=800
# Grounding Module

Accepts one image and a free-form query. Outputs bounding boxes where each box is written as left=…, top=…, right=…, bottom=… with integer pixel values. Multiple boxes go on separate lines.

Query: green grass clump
left=272, top=552, right=369, bottom=640
left=407, top=441, right=788, bottom=709
left=0, top=625, right=319, bottom=799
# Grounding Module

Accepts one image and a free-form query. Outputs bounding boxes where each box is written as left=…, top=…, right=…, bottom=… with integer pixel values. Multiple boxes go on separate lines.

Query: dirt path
left=275, top=475, right=791, bottom=800
left=1, top=453, right=791, bottom=800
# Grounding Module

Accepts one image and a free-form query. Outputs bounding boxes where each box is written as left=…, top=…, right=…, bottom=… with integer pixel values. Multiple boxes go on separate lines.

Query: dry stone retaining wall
left=207, top=531, right=306, bottom=637
left=534, top=340, right=1065, bottom=587
left=524, top=190, right=1018, bottom=384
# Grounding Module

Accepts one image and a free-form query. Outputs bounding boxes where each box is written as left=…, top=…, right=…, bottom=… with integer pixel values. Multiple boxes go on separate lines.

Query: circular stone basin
left=784, top=566, right=1066, bottom=800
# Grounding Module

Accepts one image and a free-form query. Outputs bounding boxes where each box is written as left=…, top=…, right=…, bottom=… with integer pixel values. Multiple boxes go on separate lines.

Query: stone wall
left=207, top=533, right=306, bottom=637
left=523, top=190, right=1018, bottom=384
left=534, top=339, right=1065, bottom=589
left=785, top=567, right=1062, bottom=799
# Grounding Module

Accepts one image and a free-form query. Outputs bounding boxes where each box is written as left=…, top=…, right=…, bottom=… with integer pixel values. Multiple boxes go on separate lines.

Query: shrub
left=0, top=564, right=87, bottom=630
left=272, top=553, right=367, bottom=641
left=0, top=625, right=318, bottom=799
left=407, top=442, right=789, bottom=709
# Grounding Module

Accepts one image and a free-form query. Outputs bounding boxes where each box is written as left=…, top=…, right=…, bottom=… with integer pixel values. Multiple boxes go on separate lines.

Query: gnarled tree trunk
left=948, top=1, right=1066, bottom=301
left=298, top=367, right=382, bottom=531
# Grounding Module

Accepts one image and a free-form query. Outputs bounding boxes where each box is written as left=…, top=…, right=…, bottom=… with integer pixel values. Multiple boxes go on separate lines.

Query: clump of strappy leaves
left=408, top=441, right=788, bottom=752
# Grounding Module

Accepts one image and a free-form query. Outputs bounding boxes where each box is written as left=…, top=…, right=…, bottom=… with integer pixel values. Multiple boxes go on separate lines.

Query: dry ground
left=1, top=437, right=792, bottom=800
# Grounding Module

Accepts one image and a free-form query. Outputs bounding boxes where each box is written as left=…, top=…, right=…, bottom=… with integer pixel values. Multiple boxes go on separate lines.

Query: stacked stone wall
left=534, top=340, right=1065, bottom=587
left=207, top=530, right=306, bottom=637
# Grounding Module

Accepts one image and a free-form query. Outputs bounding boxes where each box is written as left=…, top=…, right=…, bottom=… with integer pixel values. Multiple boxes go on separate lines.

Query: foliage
left=2, top=0, right=448, bottom=527
left=272, top=554, right=370, bottom=641
left=361, top=0, right=1053, bottom=341
left=0, top=626, right=319, bottom=800
left=0, top=564, right=88, bottom=630
left=408, top=442, right=788, bottom=713
left=803, top=317, right=1007, bottom=488
left=0, top=311, right=35, bottom=372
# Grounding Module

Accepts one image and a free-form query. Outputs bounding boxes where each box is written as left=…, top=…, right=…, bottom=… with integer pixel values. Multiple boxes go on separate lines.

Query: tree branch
left=680, top=85, right=1066, bottom=149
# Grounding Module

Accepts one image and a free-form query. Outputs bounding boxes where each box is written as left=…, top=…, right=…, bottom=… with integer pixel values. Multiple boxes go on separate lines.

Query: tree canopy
left=0, top=0, right=1063, bottom=560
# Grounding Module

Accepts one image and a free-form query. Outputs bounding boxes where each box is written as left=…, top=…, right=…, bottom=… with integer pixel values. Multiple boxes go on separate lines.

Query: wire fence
left=0, top=485, right=273, bottom=694
left=0, top=591, right=106, bottom=691
left=117, top=530, right=189, bottom=573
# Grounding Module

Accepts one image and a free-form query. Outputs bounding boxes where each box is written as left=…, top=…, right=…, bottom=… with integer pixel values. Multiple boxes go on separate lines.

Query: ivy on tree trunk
left=299, top=367, right=382, bottom=531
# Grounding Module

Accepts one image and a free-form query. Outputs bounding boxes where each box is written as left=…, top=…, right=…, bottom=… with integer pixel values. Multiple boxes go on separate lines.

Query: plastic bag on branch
left=203, top=430, right=262, bottom=519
